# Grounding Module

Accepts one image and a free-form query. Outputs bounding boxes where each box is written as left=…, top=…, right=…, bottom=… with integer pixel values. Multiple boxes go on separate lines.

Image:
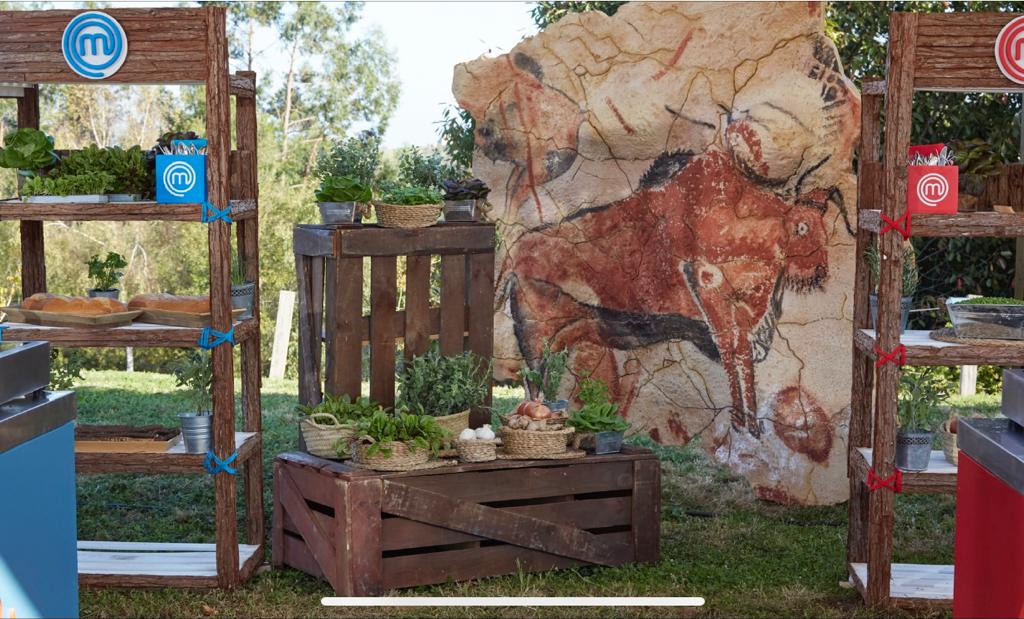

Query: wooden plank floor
left=850, top=562, right=953, bottom=608
left=78, top=541, right=260, bottom=587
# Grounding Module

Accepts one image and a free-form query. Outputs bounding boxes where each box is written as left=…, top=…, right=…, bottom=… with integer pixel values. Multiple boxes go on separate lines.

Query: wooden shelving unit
left=846, top=11, right=1024, bottom=608
left=0, top=7, right=263, bottom=589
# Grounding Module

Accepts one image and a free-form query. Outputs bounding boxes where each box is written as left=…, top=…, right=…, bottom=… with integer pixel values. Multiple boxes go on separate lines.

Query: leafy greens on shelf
left=0, top=128, right=58, bottom=171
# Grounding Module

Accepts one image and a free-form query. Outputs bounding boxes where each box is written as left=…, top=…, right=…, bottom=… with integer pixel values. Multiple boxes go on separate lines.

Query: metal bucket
left=318, top=201, right=362, bottom=225
left=178, top=412, right=212, bottom=454
left=443, top=199, right=479, bottom=222
left=870, top=294, right=912, bottom=333
left=231, top=282, right=255, bottom=319
left=896, top=430, right=933, bottom=472
left=87, top=288, right=120, bottom=300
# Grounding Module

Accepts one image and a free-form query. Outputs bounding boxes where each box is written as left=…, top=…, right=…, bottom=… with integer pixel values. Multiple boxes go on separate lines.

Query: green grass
left=75, top=370, right=963, bottom=618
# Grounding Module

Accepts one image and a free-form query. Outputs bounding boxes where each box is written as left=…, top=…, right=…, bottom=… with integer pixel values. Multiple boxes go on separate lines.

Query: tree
left=203, top=1, right=283, bottom=71
left=530, top=1, right=625, bottom=29
left=437, top=104, right=474, bottom=176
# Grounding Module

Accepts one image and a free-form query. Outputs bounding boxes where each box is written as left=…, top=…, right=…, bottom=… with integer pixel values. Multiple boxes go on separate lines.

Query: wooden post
left=847, top=79, right=883, bottom=569
left=296, top=253, right=324, bottom=407
left=868, top=12, right=919, bottom=607
left=439, top=255, right=467, bottom=355
left=369, top=257, right=398, bottom=407
left=269, top=290, right=295, bottom=380
left=205, top=5, right=240, bottom=589
left=16, top=86, right=45, bottom=299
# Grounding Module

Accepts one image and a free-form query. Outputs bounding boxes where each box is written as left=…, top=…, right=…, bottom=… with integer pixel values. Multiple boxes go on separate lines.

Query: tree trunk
left=282, top=40, right=298, bottom=158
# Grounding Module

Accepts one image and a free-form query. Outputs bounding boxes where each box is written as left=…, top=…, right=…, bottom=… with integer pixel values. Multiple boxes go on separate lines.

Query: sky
left=353, top=2, right=538, bottom=148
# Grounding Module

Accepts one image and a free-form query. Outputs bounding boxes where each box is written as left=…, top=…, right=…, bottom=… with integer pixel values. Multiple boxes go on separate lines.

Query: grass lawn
left=74, top=370, right=975, bottom=618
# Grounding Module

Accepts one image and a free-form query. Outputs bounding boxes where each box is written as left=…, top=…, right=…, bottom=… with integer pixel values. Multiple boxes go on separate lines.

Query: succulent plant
left=442, top=178, right=490, bottom=201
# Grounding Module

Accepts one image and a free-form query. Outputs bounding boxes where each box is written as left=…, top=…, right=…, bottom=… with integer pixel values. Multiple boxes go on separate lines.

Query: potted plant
left=297, top=394, right=387, bottom=459
left=19, top=171, right=114, bottom=203
left=105, top=145, right=152, bottom=201
left=0, top=127, right=58, bottom=179
left=521, top=341, right=570, bottom=412
left=230, top=253, right=255, bottom=319
left=896, top=369, right=947, bottom=472
left=85, top=251, right=128, bottom=300
left=350, top=410, right=447, bottom=471
left=569, top=377, right=630, bottom=454
left=946, top=296, right=1024, bottom=340
left=173, top=350, right=213, bottom=454
left=951, top=138, right=1002, bottom=212
left=866, top=243, right=918, bottom=333
left=398, top=348, right=489, bottom=436
left=441, top=178, right=490, bottom=222
left=315, top=175, right=372, bottom=225
left=374, top=185, right=443, bottom=229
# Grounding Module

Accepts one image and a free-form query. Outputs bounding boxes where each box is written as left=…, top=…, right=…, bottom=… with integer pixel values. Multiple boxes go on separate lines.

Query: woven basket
left=299, top=413, right=357, bottom=459
left=433, top=409, right=470, bottom=436
left=456, top=439, right=497, bottom=463
left=352, top=440, right=430, bottom=471
left=499, top=426, right=574, bottom=458
left=939, top=420, right=958, bottom=466
left=374, top=202, right=441, bottom=229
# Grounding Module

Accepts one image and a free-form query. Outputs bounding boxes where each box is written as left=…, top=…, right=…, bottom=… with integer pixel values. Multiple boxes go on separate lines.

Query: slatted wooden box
left=272, top=448, right=660, bottom=594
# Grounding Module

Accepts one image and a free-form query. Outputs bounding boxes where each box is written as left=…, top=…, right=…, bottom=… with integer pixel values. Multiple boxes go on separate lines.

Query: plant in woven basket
left=521, top=341, right=569, bottom=402
left=569, top=377, right=629, bottom=433
left=298, top=393, right=386, bottom=425
left=398, top=348, right=490, bottom=417
left=380, top=185, right=443, bottom=206
left=353, top=410, right=447, bottom=458
left=442, top=178, right=490, bottom=201
left=865, top=243, right=918, bottom=298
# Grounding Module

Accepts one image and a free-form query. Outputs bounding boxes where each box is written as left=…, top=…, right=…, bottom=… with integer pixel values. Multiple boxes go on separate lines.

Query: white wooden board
left=850, top=562, right=953, bottom=603
left=78, top=542, right=259, bottom=577
left=858, top=448, right=958, bottom=475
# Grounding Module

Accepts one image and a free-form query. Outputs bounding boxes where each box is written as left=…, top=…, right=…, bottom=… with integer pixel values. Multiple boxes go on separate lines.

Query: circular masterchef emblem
left=62, top=11, right=128, bottom=80
left=916, top=172, right=949, bottom=208
left=995, top=16, right=1024, bottom=84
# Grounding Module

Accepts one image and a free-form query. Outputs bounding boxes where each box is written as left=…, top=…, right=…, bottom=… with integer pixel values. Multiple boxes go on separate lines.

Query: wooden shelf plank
left=0, top=316, right=258, bottom=348
left=851, top=447, right=957, bottom=494
left=855, top=329, right=1024, bottom=366
left=78, top=541, right=260, bottom=588
left=0, top=199, right=256, bottom=222
left=76, top=431, right=259, bottom=474
left=849, top=562, right=953, bottom=609
left=859, top=209, right=1024, bottom=238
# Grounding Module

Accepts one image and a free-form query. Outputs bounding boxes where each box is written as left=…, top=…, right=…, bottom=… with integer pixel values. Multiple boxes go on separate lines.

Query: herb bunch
left=354, top=410, right=448, bottom=457
left=398, top=348, right=490, bottom=417
left=21, top=172, right=115, bottom=197
left=298, top=393, right=387, bottom=426
left=173, top=350, right=213, bottom=413
left=568, top=377, right=629, bottom=433
left=315, top=175, right=373, bottom=203
left=865, top=244, right=918, bottom=298
left=380, top=185, right=443, bottom=206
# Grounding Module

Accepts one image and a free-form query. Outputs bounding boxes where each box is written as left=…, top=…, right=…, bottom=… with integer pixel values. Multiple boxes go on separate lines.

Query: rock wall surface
left=453, top=1, right=860, bottom=504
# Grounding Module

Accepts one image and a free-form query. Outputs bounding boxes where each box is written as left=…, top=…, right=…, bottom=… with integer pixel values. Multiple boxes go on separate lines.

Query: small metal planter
left=24, top=194, right=108, bottom=203
left=87, top=288, right=120, bottom=300
left=870, top=294, right=912, bottom=333
left=318, top=201, right=363, bottom=225
left=231, top=282, right=255, bottom=319
left=178, top=412, right=212, bottom=454
left=443, top=199, right=480, bottom=222
left=896, top=430, right=933, bottom=472
left=576, top=430, right=625, bottom=455
left=107, top=194, right=142, bottom=203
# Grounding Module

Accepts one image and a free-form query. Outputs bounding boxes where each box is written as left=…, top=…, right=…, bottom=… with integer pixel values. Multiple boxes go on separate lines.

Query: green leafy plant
left=380, top=185, right=442, bottom=206
left=865, top=243, right=918, bottom=298
left=398, top=348, right=489, bottom=417
left=298, top=393, right=386, bottom=425
left=20, top=172, right=115, bottom=197
left=568, top=377, right=629, bottom=433
left=897, top=368, right=948, bottom=432
left=353, top=410, right=448, bottom=457
left=316, top=130, right=382, bottom=187
left=231, top=252, right=249, bottom=286
left=173, top=350, right=212, bottom=413
left=49, top=349, right=85, bottom=390
left=0, top=128, right=58, bottom=172
left=105, top=146, right=152, bottom=195
left=521, top=341, right=569, bottom=401
left=86, top=252, right=128, bottom=292
left=315, top=175, right=372, bottom=203
left=442, top=178, right=490, bottom=201
left=953, top=296, right=1024, bottom=305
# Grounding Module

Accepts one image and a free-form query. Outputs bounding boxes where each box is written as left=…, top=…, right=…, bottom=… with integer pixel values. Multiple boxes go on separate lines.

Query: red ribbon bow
left=874, top=344, right=906, bottom=368
left=880, top=212, right=911, bottom=240
left=867, top=468, right=903, bottom=493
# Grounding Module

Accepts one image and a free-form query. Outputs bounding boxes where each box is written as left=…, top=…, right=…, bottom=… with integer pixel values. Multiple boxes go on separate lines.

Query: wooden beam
left=16, top=85, right=44, bottom=298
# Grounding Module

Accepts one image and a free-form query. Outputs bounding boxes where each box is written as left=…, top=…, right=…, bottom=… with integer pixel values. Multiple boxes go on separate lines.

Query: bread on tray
left=128, top=293, right=210, bottom=314
left=21, top=293, right=129, bottom=315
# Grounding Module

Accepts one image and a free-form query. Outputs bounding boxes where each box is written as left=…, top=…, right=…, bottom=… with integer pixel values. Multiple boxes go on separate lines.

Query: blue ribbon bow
left=204, top=450, right=238, bottom=476
left=201, top=201, right=233, bottom=224
left=198, top=327, right=234, bottom=350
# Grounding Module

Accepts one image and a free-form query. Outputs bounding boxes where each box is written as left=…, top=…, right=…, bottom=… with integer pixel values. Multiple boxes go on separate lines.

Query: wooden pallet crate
left=272, top=448, right=660, bottom=594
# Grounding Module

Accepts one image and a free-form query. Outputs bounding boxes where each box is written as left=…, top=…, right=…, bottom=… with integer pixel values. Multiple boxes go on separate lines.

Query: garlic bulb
left=459, top=428, right=477, bottom=441
left=475, top=424, right=495, bottom=440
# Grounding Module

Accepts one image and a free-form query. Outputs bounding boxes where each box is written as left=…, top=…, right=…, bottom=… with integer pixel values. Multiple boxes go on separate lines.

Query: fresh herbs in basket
left=298, top=393, right=386, bottom=425
left=398, top=348, right=490, bottom=418
left=298, top=394, right=387, bottom=459
left=380, top=185, right=443, bottom=206
left=353, top=410, right=448, bottom=458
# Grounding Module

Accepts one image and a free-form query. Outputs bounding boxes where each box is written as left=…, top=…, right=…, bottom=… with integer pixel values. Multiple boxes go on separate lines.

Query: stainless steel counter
left=0, top=340, right=49, bottom=406
left=0, top=390, right=76, bottom=454
left=959, top=417, right=1024, bottom=496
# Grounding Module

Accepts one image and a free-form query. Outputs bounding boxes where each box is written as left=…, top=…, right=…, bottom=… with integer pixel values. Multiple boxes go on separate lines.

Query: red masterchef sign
left=996, top=15, right=1024, bottom=84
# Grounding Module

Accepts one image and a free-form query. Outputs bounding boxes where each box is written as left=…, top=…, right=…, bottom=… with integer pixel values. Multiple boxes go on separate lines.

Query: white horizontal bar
left=322, top=597, right=705, bottom=607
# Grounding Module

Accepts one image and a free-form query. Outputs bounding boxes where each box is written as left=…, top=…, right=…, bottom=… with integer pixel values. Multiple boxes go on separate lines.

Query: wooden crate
left=272, top=448, right=660, bottom=594
left=293, top=223, right=496, bottom=427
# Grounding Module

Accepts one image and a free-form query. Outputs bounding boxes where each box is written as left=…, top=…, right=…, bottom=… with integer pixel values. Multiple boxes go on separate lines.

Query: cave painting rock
left=453, top=1, right=859, bottom=504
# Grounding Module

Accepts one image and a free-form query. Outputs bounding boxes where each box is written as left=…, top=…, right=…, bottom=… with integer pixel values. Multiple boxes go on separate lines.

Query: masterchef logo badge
left=907, top=166, right=958, bottom=215
left=996, top=15, right=1024, bottom=84
left=916, top=173, right=948, bottom=208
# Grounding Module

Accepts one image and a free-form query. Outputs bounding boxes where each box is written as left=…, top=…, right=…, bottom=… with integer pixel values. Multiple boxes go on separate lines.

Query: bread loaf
left=128, top=293, right=210, bottom=314
left=21, top=293, right=129, bottom=315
